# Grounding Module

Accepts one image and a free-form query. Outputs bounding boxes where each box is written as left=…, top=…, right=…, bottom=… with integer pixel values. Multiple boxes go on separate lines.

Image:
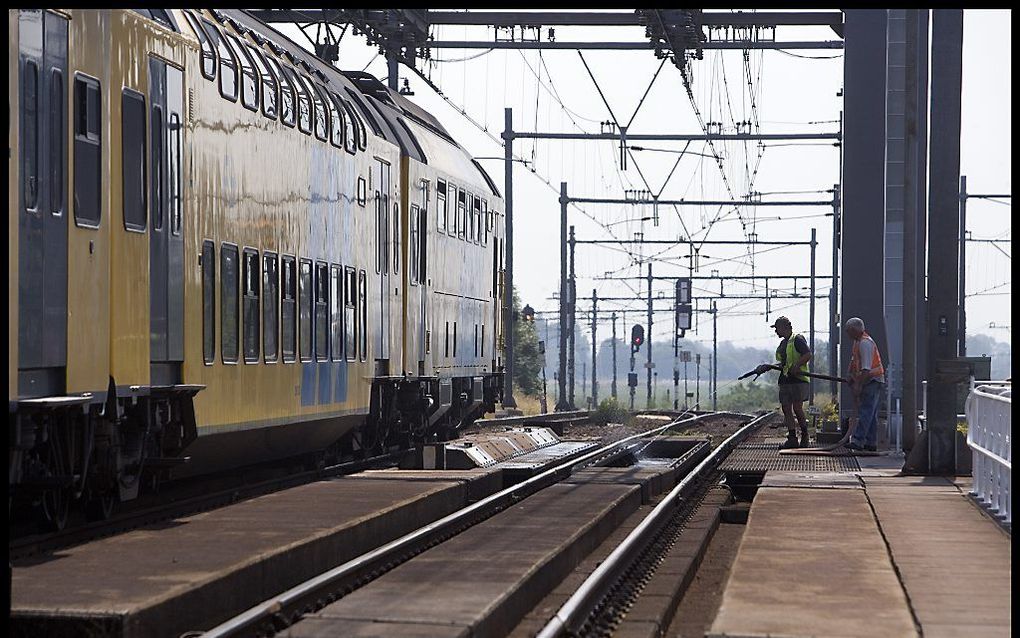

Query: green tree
left=717, top=381, right=777, bottom=413
left=512, top=289, right=543, bottom=397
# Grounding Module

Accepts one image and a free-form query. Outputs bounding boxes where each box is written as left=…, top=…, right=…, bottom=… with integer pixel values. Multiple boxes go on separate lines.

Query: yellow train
left=10, top=9, right=505, bottom=528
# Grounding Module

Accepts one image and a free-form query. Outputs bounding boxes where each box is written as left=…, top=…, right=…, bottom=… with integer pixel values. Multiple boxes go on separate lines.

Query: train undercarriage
left=9, top=373, right=502, bottom=531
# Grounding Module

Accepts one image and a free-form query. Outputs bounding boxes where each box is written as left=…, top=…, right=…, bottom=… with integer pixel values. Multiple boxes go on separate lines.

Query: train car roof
left=195, top=9, right=399, bottom=151
left=183, top=10, right=499, bottom=200
left=342, top=72, right=501, bottom=199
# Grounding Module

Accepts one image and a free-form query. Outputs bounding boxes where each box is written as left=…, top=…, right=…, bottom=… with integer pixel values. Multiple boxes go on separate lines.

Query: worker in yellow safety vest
left=844, top=317, right=885, bottom=452
left=771, top=316, right=813, bottom=449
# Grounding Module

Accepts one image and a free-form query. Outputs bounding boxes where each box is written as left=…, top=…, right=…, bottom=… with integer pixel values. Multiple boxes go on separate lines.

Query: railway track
left=195, top=411, right=754, bottom=638
left=536, top=412, right=773, bottom=637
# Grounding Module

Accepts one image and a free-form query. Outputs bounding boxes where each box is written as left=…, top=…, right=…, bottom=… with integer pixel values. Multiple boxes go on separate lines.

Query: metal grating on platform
left=738, top=441, right=784, bottom=450
left=719, top=447, right=861, bottom=473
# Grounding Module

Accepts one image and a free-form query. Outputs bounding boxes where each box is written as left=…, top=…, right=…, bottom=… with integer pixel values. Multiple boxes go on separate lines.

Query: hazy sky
left=276, top=10, right=1011, bottom=353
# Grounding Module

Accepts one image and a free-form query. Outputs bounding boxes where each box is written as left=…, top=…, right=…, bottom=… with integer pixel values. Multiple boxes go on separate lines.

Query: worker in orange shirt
left=844, top=317, right=885, bottom=452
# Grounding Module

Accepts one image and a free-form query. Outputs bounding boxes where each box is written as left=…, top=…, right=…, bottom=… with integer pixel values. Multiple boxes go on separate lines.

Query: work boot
left=780, top=432, right=800, bottom=449
left=799, top=427, right=810, bottom=448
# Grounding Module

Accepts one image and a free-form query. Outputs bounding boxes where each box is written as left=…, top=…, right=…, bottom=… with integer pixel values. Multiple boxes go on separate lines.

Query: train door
left=17, top=10, right=68, bottom=398
left=373, top=158, right=391, bottom=368
left=148, top=57, right=185, bottom=385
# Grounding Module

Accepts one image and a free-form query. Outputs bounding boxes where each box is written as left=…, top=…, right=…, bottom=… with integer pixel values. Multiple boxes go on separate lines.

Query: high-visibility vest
left=776, top=334, right=809, bottom=381
left=850, top=332, right=885, bottom=380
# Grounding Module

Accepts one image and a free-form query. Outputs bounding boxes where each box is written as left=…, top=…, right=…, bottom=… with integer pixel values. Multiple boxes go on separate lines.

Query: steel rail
left=536, top=411, right=771, bottom=638
left=199, top=411, right=741, bottom=637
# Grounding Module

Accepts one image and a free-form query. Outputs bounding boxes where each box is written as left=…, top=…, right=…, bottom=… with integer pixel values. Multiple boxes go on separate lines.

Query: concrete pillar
left=925, top=9, right=964, bottom=475
left=840, top=10, right=890, bottom=417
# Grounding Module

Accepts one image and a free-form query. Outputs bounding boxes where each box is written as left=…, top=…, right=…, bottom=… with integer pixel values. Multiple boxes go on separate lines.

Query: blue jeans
left=852, top=380, right=883, bottom=447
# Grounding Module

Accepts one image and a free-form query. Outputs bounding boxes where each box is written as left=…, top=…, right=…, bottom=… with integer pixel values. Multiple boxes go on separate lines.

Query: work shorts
left=778, top=383, right=807, bottom=405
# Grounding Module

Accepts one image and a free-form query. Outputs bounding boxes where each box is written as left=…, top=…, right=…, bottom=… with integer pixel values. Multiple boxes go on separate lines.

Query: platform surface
left=11, top=476, right=485, bottom=638
left=709, top=453, right=1012, bottom=638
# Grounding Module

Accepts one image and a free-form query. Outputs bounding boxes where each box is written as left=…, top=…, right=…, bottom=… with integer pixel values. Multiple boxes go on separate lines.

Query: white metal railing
left=964, top=380, right=1011, bottom=525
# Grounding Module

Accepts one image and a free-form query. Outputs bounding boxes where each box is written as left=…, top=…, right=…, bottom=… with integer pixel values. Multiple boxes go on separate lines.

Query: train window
left=409, top=205, right=419, bottom=286
left=265, top=55, right=293, bottom=126
left=357, top=177, right=366, bottom=207
left=481, top=324, right=485, bottom=357
left=324, top=91, right=342, bottom=148
left=184, top=13, right=216, bottom=80
left=247, top=44, right=276, bottom=119
left=339, top=98, right=362, bottom=152
left=315, top=261, right=329, bottom=361
left=203, top=20, right=236, bottom=102
left=329, top=93, right=353, bottom=153
left=344, top=266, right=356, bottom=361
left=341, top=93, right=371, bottom=151
left=392, top=201, right=400, bottom=275
left=286, top=68, right=311, bottom=135
left=281, top=255, right=297, bottom=362
left=444, top=322, right=449, bottom=358
left=355, top=106, right=368, bottom=151
left=73, top=74, right=102, bottom=227
left=474, top=324, right=478, bottom=358
left=242, top=248, right=260, bottom=363
left=221, top=243, right=239, bottom=364
left=263, top=252, right=279, bottom=362
left=472, top=196, right=481, bottom=244
left=374, top=191, right=383, bottom=274
left=418, top=183, right=428, bottom=285
left=299, top=258, right=313, bottom=361
left=121, top=89, right=147, bottom=231
left=168, top=113, right=182, bottom=236
left=453, top=322, right=458, bottom=357
left=150, top=105, right=164, bottom=230
left=309, top=82, right=329, bottom=142
left=226, top=33, right=258, bottom=111
left=358, top=270, right=367, bottom=361
left=23, top=60, right=39, bottom=212
left=330, top=264, right=342, bottom=361
left=475, top=194, right=483, bottom=242
left=448, top=184, right=456, bottom=235
left=202, top=240, right=216, bottom=364
left=482, top=201, right=489, bottom=246
left=457, top=190, right=467, bottom=241
left=437, top=180, right=447, bottom=235
left=134, top=9, right=176, bottom=30
left=50, top=69, right=65, bottom=216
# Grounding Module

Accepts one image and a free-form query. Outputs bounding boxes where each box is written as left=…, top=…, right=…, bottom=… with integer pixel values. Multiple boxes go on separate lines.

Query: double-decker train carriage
left=9, top=8, right=505, bottom=529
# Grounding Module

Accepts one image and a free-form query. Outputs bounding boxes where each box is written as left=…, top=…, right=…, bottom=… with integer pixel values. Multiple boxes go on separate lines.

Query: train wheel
left=39, top=486, right=70, bottom=532
left=359, top=425, right=379, bottom=456
left=84, top=488, right=116, bottom=522
left=36, top=429, right=72, bottom=532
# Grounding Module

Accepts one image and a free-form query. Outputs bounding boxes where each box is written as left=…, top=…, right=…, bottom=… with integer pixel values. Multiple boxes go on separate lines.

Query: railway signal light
left=631, top=324, right=645, bottom=352
left=676, top=304, right=692, bottom=331
left=675, top=277, right=691, bottom=305
left=521, top=304, right=535, bottom=323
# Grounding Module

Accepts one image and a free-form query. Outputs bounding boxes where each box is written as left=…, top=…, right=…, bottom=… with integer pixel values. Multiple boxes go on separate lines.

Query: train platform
left=709, top=451, right=1012, bottom=638
left=10, top=469, right=502, bottom=638
left=286, top=451, right=691, bottom=638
